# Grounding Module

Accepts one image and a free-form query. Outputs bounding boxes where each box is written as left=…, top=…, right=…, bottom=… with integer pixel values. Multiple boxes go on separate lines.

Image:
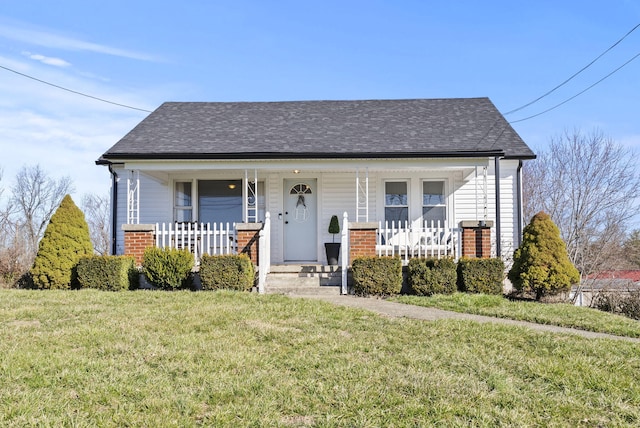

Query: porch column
left=348, top=222, right=378, bottom=263
left=122, top=224, right=155, bottom=267
left=236, top=223, right=263, bottom=266
left=460, top=221, right=493, bottom=258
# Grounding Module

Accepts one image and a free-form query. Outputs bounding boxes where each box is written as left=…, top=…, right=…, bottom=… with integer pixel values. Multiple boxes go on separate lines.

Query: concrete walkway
left=301, top=294, right=640, bottom=344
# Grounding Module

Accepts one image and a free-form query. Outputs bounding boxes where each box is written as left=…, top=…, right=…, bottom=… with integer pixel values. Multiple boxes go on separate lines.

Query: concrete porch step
left=265, top=264, right=343, bottom=295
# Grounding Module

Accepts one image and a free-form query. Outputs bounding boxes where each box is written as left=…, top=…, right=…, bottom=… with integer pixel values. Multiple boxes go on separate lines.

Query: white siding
left=453, top=159, right=520, bottom=259
left=113, top=168, right=170, bottom=254
left=111, top=159, right=522, bottom=263
left=266, top=174, right=283, bottom=263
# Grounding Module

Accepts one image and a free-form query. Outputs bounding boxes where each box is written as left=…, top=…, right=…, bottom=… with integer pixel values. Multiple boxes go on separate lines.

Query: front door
left=283, top=179, right=317, bottom=261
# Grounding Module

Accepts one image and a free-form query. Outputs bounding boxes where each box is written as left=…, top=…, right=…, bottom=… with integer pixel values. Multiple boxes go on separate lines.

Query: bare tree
left=10, top=165, right=73, bottom=261
left=82, top=193, right=111, bottom=255
left=523, top=129, right=640, bottom=275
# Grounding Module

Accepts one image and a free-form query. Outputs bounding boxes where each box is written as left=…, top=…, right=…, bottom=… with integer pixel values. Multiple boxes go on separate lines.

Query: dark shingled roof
left=98, top=98, right=535, bottom=162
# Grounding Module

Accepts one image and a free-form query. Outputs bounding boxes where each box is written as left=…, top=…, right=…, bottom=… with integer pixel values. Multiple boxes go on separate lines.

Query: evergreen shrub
left=351, top=256, right=402, bottom=296
left=30, top=195, right=93, bottom=289
left=77, top=255, right=137, bottom=291
left=508, top=211, right=580, bottom=300
left=457, top=258, right=505, bottom=295
left=407, top=257, right=457, bottom=296
left=199, top=254, right=255, bottom=291
left=142, top=247, right=193, bottom=290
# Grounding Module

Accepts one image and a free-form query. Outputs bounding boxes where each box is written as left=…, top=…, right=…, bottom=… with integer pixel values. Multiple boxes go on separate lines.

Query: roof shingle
left=99, top=98, right=535, bottom=161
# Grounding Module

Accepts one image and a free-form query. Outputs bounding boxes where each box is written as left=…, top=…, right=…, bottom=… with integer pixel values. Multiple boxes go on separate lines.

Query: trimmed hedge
left=142, top=247, right=194, bottom=290
left=199, top=254, right=255, bottom=291
left=351, top=256, right=402, bottom=296
left=457, top=257, right=505, bottom=295
left=407, top=257, right=457, bottom=296
left=77, top=255, right=137, bottom=291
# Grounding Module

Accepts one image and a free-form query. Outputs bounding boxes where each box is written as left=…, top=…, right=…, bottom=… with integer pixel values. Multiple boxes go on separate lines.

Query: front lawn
left=394, top=292, right=640, bottom=338
left=1, top=290, right=639, bottom=426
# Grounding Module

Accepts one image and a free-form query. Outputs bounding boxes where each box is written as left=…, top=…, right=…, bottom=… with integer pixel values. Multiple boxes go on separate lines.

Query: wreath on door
left=290, top=183, right=312, bottom=222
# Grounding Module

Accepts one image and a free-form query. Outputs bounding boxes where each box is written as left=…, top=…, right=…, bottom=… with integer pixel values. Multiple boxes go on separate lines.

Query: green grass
left=394, top=292, right=640, bottom=338
left=1, top=290, right=639, bottom=426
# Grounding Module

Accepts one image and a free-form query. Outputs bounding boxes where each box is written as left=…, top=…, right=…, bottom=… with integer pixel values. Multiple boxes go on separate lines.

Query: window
left=422, top=181, right=446, bottom=224
left=198, top=180, right=243, bottom=225
left=174, top=179, right=266, bottom=224
left=174, top=181, right=193, bottom=222
left=384, top=181, right=408, bottom=223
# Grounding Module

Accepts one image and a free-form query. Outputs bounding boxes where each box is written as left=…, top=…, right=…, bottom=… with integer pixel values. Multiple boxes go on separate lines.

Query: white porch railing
left=155, top=222, right=237, bottom=263
left=258, top=213, right=271, bottom=293
left=377, top=220, right=461, bottom=263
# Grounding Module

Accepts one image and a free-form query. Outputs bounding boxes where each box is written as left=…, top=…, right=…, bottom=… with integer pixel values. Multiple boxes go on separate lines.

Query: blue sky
left=0, top=1, right=639, bottom=201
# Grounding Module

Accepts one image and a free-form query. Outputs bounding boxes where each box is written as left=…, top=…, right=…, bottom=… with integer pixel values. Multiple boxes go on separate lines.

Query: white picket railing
left=155, top=222, right=237, bottom=263
left=377, top=220, right=461, bottom=263
left=257, top=213, right=271, bottom=293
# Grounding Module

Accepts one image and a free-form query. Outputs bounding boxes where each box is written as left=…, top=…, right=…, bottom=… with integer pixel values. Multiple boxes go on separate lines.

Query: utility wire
left=503, top=22, right=640, bottom=116
left=0, top=64, right=152, bottom=113
left=509, top=51, right=640, bottom=124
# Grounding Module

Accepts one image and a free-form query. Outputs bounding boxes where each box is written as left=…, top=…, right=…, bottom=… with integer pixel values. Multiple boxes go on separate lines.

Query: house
left=571, top=271, right=640, bottom=307
left=97, top=98, right=535, bottom=291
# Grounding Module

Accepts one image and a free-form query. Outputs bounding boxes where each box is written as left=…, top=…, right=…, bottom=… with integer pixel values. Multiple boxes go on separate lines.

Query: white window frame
left=421, top=179, right=447, bottom=225
left=173, top=180, right=194, bottom=222
left=383, top=180, right=410, bottom=224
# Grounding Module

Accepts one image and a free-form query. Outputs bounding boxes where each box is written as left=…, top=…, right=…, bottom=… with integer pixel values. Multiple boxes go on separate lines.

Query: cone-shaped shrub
left=30, top=194, right=94, bottom=289
left=508, top=211, right=579, bottom=300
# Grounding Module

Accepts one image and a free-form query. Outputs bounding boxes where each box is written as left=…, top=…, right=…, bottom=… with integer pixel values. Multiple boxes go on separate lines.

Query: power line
left=503, top=22, right=640, bottom=116
left=509, top=51, right=640, bottom=124
left=0, top=64, right=152, bottom=113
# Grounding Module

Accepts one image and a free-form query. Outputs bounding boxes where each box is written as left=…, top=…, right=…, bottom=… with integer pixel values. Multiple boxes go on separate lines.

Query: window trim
left=173, top=180, right=194, bottom=222
left=421, top=179, right=447, bottom=225
left=383, top=179, right=410, bottom=224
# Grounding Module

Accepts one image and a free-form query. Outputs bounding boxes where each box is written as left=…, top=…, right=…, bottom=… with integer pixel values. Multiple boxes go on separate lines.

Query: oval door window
left=290, top=183, right=312, bottom=223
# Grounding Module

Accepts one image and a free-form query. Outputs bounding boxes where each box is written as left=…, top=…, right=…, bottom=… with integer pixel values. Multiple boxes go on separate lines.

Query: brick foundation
left=122, top=224, right=156, bottom=267
left=460, top=221, right=493, bottom=258
left=348, top=222, right=377, bottom=263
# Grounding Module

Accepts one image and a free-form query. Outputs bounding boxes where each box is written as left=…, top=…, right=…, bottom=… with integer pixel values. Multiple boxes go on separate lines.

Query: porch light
left=293, top=169, right=300, bottom=174
left=228, top=183, right=236, bottom=189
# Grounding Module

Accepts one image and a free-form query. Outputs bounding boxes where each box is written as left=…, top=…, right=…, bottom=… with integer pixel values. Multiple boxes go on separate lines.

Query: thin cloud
left=22, top=51, right=71, bottom=67
left=0, top=22, right=159, bottom=62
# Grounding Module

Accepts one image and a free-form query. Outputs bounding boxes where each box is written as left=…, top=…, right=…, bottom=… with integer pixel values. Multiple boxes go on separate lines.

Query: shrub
left=142, top=247, right=194, bottom=290
left=508, top=211, right=580, bottom=300
left=351, top=256, right=402, bottom=296
left=407, top=257, right=457, bottom=296
left=457, top=258, right=505, bottom=295
left=77, top=256, right=137, bottom=291
left=30, top=195, right=94, bottom=289
left=199, top=254, right=255, bottom=291
left=592, top=290, right=640, bottom=321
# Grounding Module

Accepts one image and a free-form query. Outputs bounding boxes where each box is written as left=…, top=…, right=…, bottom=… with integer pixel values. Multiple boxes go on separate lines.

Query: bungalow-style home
left=97, top=98, right=535, bottom=292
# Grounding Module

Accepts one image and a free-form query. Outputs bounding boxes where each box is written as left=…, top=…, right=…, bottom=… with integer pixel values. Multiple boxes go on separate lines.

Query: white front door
left=283, top=179, right=317, bottom=261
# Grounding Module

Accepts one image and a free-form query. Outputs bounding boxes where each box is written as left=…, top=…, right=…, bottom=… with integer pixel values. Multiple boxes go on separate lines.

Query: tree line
left=0, top=165, right=109, bottom=286
left=523, top=129, right=640, bottom=276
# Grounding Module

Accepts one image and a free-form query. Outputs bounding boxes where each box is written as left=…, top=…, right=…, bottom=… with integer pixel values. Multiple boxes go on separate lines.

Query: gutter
left=516, top=160, right=523, bottom=247
left=98, top=149, right=508, bottom=162
left=107, top=163, right=119, bottom=255
left=494, top=157, right=501, bottom=258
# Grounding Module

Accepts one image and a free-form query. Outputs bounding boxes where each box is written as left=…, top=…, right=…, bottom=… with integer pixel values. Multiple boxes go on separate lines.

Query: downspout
left=494, top=157, right=501, bottom=258
left=516, top=160, right=523, bottom=247
left=108, top=164, right=119, bottom=255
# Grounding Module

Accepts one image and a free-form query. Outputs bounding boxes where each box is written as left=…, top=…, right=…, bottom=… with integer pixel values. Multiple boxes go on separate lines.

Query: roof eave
left=98, top=150, right=510, bottom=163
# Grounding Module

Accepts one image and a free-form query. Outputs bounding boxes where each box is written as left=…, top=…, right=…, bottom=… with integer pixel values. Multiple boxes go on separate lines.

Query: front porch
left=122, top=213, right=493, bottom=294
